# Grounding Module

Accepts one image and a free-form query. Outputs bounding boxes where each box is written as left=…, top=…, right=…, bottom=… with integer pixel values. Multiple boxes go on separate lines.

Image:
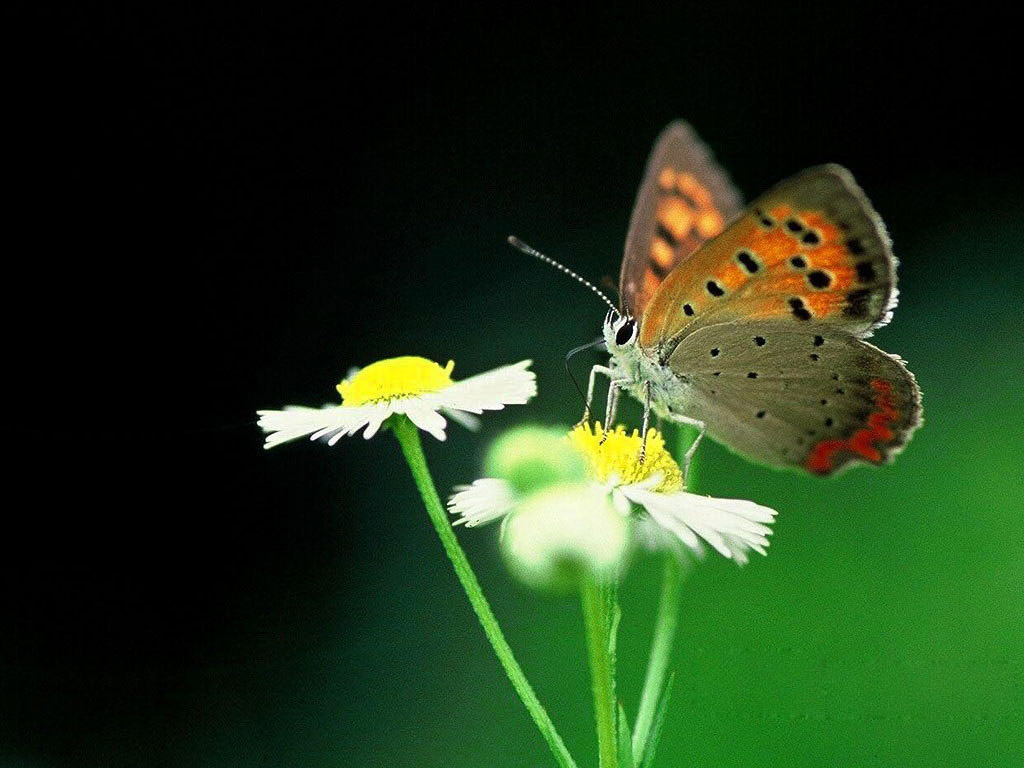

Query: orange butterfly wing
left=619, top=121, right=743, bottom=318
left=638, top=165, right=898, bottom=351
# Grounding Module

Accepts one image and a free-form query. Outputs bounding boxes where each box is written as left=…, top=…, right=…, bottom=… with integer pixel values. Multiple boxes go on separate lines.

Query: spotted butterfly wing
left=631, top=161, right=921, bottom=475
left=619, top=121, right=743, bottom=318
left=638, top=165, right=897, bottom=351
left=667, top=322, right=921, bottom=474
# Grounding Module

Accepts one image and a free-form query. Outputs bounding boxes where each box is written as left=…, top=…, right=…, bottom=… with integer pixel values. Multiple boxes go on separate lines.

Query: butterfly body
left=602, top=313, right=695, bottom=421
left=596, top=122, right=922, bottom=476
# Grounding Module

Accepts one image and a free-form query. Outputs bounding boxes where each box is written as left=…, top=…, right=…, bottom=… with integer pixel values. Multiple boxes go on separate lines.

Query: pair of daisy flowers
left=258, top=355, right=778, bottom=568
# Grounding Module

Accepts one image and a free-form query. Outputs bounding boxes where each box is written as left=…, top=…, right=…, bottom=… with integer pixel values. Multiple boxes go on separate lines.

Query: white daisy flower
left=258, top=356, right=536, bottom=447
left=448, top=423, right=778, bottom=565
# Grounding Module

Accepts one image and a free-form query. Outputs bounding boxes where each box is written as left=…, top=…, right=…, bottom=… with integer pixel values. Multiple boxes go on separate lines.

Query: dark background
left=3, top=6, right=1022, bottom=767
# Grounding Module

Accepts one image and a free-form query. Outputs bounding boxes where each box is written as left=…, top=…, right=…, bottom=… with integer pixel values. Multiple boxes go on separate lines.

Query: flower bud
left=501, top=483, right=628, bottom=591
left=485, top=425, right=586, bottom=496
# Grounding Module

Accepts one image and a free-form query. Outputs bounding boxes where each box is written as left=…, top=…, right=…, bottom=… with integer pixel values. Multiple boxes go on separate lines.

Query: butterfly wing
left=619, top=121, right=743, bottom=318
left=667, top=322, right=922, bottom=475
left=638, top=165, right=897, bottom=351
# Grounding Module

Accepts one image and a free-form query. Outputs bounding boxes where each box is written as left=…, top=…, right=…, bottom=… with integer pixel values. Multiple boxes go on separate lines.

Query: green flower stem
left=631, top=554, right=686, bottom=764
left=581, top=575, right=619, bottom=768
left=631, top=424, right=699, bottom=764
left=391, top=417, right=578, bottom=768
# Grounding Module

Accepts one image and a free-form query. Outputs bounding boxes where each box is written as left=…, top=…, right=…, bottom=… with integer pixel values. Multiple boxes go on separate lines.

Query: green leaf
left=639, top=672, right=676, bottom=768
left=617, top=702, right=635, bottom=768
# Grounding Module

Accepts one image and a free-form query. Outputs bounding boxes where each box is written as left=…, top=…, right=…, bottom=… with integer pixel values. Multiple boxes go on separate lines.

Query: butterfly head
left=603, top=309, right=639, bottom=351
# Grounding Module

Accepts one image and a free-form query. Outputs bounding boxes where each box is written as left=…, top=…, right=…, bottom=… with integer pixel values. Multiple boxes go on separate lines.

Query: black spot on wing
left=789, top=297, right=812, bottom=321
left=855, top=261, right=876, bottom=283
left=808, top=270, right=832, bottom=289
left=844, top=288, right=872, bottom=318
left=648, top=257, right=670, bottom=279
left=755, top=208, right=774, bottom=228
left=736, top=250, right=760, bottom=273
left=655, top=223, right=679, bottom=246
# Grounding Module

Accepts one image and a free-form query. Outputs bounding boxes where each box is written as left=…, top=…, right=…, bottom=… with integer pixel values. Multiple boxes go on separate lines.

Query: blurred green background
left=3, top=6, right=1022, bottom=768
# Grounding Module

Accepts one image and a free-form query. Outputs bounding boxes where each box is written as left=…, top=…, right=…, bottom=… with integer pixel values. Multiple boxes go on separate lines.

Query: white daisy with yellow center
left=258, top=356, right=536, bottom=446
left=450, top=423, right=778, bottom=565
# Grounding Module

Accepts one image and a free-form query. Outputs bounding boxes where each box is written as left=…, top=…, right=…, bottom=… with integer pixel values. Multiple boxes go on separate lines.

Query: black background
left=3, top=5, right=1021, bottom=767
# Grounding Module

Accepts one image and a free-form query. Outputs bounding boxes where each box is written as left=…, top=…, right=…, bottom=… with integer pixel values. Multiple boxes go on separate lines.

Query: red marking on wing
left=805, top=379, right=900, bottom=474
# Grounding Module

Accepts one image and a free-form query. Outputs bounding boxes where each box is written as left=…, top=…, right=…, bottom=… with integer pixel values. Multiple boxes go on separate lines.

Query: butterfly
left=589, top=121, right=922, bottom=476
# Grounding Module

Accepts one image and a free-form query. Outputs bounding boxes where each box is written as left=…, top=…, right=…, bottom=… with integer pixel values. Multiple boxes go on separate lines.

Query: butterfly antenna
left=507, top=236, right=618, bottom=313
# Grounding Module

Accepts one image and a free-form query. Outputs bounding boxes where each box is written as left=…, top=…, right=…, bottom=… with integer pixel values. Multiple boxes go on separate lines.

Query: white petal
left=623, top=487, right=777, bottom=564
left=257, top=404, right=391, bottom=448
left=639, top=499, right=703, bottom=551
left=441, top=408, right=481, bottom=431
left=355, top=409, right=391, bottom=441
left=400, top=400, right=449, bottom=441
left=429, top=360, right=536, bottom=415
left=633, top=515, right=679, bottom=551
left=447, top=478, right=516, bottom=527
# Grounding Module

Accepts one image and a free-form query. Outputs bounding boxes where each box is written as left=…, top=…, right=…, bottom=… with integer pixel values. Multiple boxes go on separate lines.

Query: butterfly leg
left=580, top=364, right=615, bottom=426
left=664, top=412, right=705, bottom=482
left=596, top=377, right=631, bottom=444
left=604, top=379, right=626, bottom=427
left=638, top=380, right=652, bottom=464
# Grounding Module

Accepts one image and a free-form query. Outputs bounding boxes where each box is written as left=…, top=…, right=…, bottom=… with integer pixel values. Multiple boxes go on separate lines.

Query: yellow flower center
left=568, top=422, right=683, bottom=493
left=337, top=356, right=455, bottom=406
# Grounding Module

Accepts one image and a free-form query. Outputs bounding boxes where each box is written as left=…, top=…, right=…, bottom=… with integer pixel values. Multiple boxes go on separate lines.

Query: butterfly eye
left=615, top=319, right=637, bottom=346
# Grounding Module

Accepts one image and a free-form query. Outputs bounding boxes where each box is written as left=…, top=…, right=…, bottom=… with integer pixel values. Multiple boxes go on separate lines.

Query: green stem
left=391, top=417, right=578, bottom=768
left=631, top=555, right=685, bottom=763
left=631, top=424, right=699, bottom=765
left=581, top=575, right=618, bottom=768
